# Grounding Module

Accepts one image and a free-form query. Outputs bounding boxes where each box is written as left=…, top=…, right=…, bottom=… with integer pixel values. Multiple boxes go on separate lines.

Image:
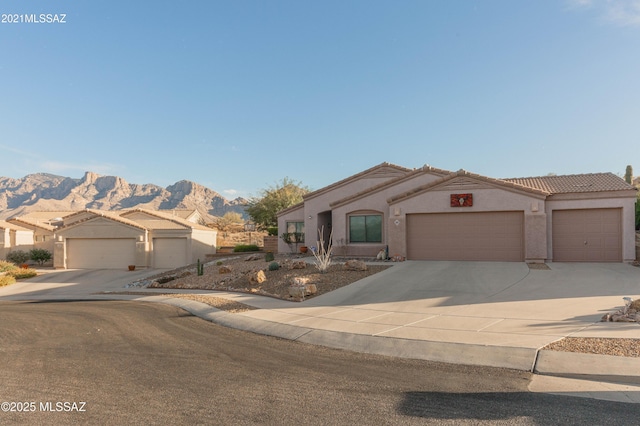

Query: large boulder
left=343, top=260, right=367, bottom=271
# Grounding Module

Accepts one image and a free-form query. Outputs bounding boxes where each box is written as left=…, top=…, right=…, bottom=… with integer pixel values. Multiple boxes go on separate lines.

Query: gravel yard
left=144, top=253, right=391, bottom=301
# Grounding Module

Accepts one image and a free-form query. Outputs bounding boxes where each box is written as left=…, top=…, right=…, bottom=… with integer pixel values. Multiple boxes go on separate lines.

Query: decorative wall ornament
left=451, top=193, right=473, bottom=207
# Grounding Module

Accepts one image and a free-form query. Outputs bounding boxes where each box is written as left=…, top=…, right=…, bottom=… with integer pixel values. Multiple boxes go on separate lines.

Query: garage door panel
left=552, top=209, right=621, bottom=262
left=67, top=239, right=136, bottom=269
left=154, top=238, right=188, bottom=268
left=406, top=212, right=524, bottom=262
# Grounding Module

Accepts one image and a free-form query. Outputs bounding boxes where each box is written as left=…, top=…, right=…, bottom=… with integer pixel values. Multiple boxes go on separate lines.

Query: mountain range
left=0, top=171, right=248, bottom=221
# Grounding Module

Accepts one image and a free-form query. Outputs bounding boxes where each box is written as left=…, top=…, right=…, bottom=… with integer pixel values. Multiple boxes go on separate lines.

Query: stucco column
left=387, top=215, right=406, bottom=259
left=53, top=238, right=66, bottom=269
left=524, top=213, right=547, bottom=263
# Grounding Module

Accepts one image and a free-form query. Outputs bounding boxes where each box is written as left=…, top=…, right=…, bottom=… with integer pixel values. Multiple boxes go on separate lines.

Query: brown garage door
left=406, top=212, right=524, bottom=261
left=552, top=209, right=621, bottom=262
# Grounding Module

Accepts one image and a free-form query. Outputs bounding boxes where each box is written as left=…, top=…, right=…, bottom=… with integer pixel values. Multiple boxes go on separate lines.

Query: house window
left=349, top=214, right=382, bottom=243
left=286, top=221, right=305, bottom=242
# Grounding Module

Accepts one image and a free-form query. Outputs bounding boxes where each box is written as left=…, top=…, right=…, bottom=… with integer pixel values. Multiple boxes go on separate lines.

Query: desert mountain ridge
left=0, top=171, right=248, bottom=221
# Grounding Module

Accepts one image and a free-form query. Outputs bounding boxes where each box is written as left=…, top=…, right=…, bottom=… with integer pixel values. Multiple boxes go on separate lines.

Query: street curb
left=145, top=295, right=538, bottom=371
left=534, top=350, right=640, bottom=385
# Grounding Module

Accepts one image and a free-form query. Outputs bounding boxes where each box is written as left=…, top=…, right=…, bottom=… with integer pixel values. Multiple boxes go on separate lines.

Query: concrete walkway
left=2, top=261, right=639, bottom=403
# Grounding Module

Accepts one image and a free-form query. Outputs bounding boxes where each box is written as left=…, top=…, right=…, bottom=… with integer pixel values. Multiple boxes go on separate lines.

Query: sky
left=1, top=1, right=639, bottom=200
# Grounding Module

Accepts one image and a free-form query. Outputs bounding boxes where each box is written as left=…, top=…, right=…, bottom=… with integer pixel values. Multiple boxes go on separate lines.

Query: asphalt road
left=0, top=300, right=636, bottom=425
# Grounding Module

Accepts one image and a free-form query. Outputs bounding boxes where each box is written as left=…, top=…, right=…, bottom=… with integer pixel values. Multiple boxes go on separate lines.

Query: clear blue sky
left=1, top=1, right=639, bottom=199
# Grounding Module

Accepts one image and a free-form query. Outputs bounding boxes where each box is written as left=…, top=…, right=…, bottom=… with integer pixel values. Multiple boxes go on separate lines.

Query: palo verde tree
left=245, top=177, right=310, bottom=230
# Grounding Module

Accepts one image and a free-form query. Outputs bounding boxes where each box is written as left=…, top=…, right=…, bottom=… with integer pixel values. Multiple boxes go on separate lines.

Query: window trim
left=348, top=212, right=383, bottom=244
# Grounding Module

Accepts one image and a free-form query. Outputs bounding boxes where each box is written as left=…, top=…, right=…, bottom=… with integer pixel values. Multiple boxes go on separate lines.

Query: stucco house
left=277, top=163, right=637, bottom=263
left=51, top=209, right=217, bottom=269
left=0, top=220, right=34, bottom=260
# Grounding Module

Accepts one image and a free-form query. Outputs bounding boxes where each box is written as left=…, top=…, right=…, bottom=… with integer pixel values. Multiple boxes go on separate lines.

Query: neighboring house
left=0, top=220, right=34, bottom=260
left=51, top=209, right=217, bottom=269
left=277, top=163, right=638, bottom=263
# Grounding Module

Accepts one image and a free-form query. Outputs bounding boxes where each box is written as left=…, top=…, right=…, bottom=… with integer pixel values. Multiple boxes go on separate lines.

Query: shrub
left=7, top=268, right=38, bottom=280
left=29, top=248, right=52, bottom=265
left=0, top=260, right=18, bottom=273
left=268, top=261, right=280, bottom=271
left=6, top=250, right=30, bottom=265
left=233, top=244, right=260, bottom=252
left=266, top=226, right=278, bottom=236
left=0, top=275, right=16, bottom=287
left=216, top=260, right=223, bottom=266
left=264, top=252, right=275, bottom=262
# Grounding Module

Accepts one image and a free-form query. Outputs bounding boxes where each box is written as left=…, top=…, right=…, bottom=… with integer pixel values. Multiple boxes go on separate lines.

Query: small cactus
left=268, top=261, right=280, bottom=271
left=265, top=252, right=275, bottom=262
left=197, top=259, right=204, bottom=276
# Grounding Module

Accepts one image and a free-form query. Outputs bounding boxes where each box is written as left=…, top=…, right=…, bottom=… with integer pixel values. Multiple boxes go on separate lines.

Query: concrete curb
left=143, top=295, right=540, bottom=371
left=534, top=350, right=640, bottom=385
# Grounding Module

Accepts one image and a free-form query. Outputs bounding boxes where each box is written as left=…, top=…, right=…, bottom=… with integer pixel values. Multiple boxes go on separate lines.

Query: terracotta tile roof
left=121, top=208, right=213, bottom=231
left=303, top=162, right=412, bottom=201
left=504, top=173, right=635, bottom=194
left=7, top=217, right=56, bottom=231
left=0, top=220, right=32, bottom=232
left=330, top=164, right=453, bottom=208
left=388, top=169, right=549, bottom=204
left=58, top=209, right=147, bottom=231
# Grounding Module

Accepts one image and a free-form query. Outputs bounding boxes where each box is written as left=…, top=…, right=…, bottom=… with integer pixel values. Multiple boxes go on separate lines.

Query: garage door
left=552, top=209, right=621, bottom=262
left=406, top=211, right=524, bottom=261
left=153, top=238, right=188, bottom=268
left=67, top=238, right=136, bottom=269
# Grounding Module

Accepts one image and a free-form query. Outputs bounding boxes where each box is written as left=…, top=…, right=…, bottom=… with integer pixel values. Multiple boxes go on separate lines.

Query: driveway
left=234, top=261, right=640, bottom=369
left=0, top=268, right=164, bottom=300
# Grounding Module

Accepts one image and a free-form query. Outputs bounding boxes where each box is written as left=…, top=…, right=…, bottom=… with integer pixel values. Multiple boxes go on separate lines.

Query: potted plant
left=128, top=265, right=136, bottom=271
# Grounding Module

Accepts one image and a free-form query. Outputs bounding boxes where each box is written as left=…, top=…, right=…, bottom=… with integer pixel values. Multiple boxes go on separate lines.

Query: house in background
left=52, top=209, right=217, bottom=269
left=0, top=220, right=33, bottom=260
left=278, top=163, right=637, bottom=263
left=1, top=208, right=216, bottom=269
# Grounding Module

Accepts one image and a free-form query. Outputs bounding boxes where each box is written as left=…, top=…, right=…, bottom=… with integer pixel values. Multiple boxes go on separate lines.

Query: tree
left=29, top=248, right=52, bottom=265
left=246, top=177, right=310, bottom=229
left=214, top=212, right=244, bottom=232
left=625, top=165, right=633, bottom=184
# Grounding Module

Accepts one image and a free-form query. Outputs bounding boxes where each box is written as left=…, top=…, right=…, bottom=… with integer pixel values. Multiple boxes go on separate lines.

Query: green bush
left=29, top=248, right=52, bottom=265
left=233, top=244, right=260, bottom=252
left=8, top=268, right=38, bottom=280
left=268, top=261, right=280, bottom=271
left=216, top=260, right=223, bottom=266
left=6, top=250, right=30, bottom=265
left=0, top=260, right=18, bottom=273
left=264, top=252, right=275, bottom=262
left=0, top=275, right=16, bottom=287
left=266, top=226, right=278, bottom=236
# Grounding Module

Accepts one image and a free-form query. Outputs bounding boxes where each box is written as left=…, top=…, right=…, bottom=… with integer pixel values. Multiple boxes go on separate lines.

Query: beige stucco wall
left=545, top=193, right=637, bottom=262
left=330, top=171, right=444, bottom=257
left=388, top=185, right=547, bottom=262
left=54, top=217, right=147, bottom=269
left=190, top=228, right=217, bottom=263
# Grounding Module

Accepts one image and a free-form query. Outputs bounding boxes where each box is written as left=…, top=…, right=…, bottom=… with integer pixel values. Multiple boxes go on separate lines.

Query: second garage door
left=552, top=208, right=621, bottom=262
left=67, top=238, right=136, bottom=269
left=406, top=211, right=524, bottom=261
left=153, top=238, right=188, bottom=268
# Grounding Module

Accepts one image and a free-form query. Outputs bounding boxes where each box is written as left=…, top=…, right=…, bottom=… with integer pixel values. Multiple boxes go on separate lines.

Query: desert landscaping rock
left=147, top=253, right=390, bottom=301
left=344, top=259, right=367, bottom=271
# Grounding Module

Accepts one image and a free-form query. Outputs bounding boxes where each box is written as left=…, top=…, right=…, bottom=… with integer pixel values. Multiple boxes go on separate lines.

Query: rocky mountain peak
left=0, top=172, right=247, bottom=221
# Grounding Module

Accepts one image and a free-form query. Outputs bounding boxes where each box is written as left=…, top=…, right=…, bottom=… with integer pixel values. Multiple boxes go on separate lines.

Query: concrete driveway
left=229, top=261, right=640, bottom=369
left=0, top=268, right=164, bottom=300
